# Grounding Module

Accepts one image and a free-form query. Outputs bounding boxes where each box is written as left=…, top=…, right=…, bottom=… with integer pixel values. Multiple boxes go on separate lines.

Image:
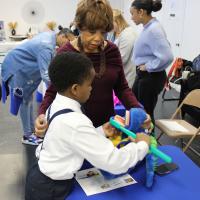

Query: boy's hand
left=129, top=133, right=150, bottom=147
left=102, top=122, right=121, bottom=138
left=34, top=114, right=48, bottom=138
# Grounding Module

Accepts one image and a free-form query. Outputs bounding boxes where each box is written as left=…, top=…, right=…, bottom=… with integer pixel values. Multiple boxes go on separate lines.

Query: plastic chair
left=156, top=89, right=200, bottom=155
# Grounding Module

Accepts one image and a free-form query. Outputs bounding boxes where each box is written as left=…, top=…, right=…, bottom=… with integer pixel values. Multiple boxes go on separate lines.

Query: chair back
left=172, top=89, right=200, bottom=119
left=182, top=89, right=200, bottom=108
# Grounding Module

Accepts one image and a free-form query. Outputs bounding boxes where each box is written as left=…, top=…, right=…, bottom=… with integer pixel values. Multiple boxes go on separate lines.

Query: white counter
left=0, top=41, right=24, bottom=53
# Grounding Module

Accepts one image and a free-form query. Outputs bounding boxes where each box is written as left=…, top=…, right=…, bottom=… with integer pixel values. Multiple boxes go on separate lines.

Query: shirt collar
left=54, top=93, right=82, bottom=113
left=143, top=18, right=157, bottom=29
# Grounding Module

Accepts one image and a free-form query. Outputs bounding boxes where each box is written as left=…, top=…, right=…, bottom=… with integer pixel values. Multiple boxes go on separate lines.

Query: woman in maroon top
left=35, top=0, right=142, bottom=135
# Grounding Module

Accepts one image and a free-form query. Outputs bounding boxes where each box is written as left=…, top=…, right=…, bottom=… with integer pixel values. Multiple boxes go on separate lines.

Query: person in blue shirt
left=1, top=28, right=75, bottom=145
left=130, top=0, right=173, bottom=122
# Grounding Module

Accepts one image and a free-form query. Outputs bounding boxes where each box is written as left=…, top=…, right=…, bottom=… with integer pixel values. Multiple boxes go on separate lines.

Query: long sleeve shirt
left=114, top=26, right=137, bottom=88
left=36, top=94, right=148, bottom=180
left=133, top=18, right=173, bottom=72
left=1, top=31, right=56, bottom=100
left=39, top=41, right=141, bottom=127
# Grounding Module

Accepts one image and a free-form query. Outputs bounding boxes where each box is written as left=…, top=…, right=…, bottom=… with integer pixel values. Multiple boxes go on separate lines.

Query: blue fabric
left=133, top=18, right=173, bottom=72
left=106, top=32, right=115, bottom=42
left=114, top=105, right=126, bottom=117
left=19, top=97, right=34, bottom=136
left=36, top=91, right=43, bottom=103
left=7, top=76, right=34, bottom=135
left=1, top=31, right=56, bottom=101
left=67, top=146, right=200, bottom=200
left=192, top=54, right=200, bottom=71
left=10, top=88, right=23, bottom=116
left=1, top=81, right=7, bottom=103
left=145, top=154, right=155, bottom=188
left=126, top=108, right=147, bottom=133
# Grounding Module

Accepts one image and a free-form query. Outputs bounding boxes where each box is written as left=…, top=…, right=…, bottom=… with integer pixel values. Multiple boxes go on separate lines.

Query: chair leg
left=161, top=87, right=180, bottom=102
left=156, top=132, right=163, bottom=141
left=182, top=141, right=200, bottom=157
left=180, top=138, right=184, bottom=150
left=156, top=132, right=163, bottom=145
left=183, top=133, right=199, bottom=152
left=162, top=89, right=166, bottom=101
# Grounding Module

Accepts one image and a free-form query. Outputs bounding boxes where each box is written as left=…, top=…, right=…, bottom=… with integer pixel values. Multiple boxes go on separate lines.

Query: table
left=67, top=145, right=200, bottom=200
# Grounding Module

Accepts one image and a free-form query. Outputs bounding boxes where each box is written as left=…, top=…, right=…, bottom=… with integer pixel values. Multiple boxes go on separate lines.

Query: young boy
left=25, top=52, right=150, bottom=200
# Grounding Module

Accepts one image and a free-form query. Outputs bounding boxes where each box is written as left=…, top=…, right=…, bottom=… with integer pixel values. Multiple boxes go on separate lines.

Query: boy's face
left=77, top=68, right=95, bottom=103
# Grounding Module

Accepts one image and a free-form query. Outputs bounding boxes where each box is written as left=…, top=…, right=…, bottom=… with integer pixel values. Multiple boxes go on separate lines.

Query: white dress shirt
left=36, top=94, right=148, bottom=180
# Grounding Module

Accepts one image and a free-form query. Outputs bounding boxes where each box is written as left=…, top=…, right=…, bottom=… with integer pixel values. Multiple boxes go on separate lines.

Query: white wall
left=122, top=0, right=200, bottom=61
left=0, top=0, right=129, bottom=37
left=0, top=0, right=79, bottom=37
left=1, top=0, right=199, bottom=61
left=181, top=0, right=200, bottom=60
left=109, top=0, right=124, bottom=10
left=122, top=0, right=164, bottom=34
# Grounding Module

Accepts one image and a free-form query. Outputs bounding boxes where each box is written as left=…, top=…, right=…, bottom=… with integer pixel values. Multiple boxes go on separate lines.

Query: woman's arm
left=116, top=27, right=137, bottom=65
left=38, top=84, right=57, bottom=115
left=113, top=46, right=141, bottom=109
left=145, top=28, right=174, bottom=72
left=35, top=84, right=57, bottom=137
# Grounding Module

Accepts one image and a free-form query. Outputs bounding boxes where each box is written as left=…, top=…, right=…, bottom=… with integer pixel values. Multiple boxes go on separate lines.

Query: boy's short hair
left=48, top=52, right=93, bottom=93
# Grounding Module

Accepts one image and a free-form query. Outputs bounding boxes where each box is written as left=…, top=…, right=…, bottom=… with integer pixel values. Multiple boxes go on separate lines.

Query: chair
left=156, top=89, right=200, bottom=155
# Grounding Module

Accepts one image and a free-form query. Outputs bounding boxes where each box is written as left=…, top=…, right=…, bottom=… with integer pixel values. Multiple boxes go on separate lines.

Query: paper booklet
left=75, top=167, right=137, bottom=196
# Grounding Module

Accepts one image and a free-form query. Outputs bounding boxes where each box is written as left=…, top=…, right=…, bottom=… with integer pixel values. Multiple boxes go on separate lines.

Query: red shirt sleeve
left=112, top=44, right=141, bottom=109
left=38, top=84, right=57, bottom=115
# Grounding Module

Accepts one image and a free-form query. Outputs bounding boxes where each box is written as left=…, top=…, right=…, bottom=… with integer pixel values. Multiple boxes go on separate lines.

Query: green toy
left=109, top=117, right=172, bottom=163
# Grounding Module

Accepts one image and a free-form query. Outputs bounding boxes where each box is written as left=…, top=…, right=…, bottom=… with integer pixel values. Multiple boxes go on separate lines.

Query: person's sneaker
left=21, top=134, right=43, bottom=146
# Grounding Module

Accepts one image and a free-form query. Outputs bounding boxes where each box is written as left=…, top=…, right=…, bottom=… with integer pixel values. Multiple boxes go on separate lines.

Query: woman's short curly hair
left=75, top=0, right=113, bottom=32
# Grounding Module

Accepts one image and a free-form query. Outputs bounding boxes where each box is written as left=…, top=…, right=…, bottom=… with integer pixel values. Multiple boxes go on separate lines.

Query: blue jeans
left=20, top=97, right=34, bottom=137
left=8, top=78, right=34, bottom=137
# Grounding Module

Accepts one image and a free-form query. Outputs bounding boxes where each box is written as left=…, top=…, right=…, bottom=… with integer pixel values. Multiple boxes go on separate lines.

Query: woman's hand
left=34, top=114, right=48, bottom=138
left=142, top=114, right=152, bottom=130
left=139, top=64, right=147, bottom=71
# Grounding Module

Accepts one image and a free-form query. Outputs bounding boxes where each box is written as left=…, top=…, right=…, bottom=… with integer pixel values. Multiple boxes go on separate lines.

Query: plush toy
left=110, top=108, right=153, bottom=148
left=108, top=108, right=171, bottom=188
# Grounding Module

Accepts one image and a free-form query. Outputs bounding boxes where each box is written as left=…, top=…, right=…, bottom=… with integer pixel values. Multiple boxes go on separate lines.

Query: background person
left=130, top=0, right=173, bottom=122
left=25, top=52, right=150, bottom=200
left=113, top=9, right=137, bottom=88
left=35, top=0, right=144, bottom=137
left=1, top=28, right=75, bottom=145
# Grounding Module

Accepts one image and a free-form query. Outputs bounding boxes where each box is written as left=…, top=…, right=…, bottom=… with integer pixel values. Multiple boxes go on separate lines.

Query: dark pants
left=25, top=163, right=73, bottom=200
left=132, top=69, right=166, bottom=123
